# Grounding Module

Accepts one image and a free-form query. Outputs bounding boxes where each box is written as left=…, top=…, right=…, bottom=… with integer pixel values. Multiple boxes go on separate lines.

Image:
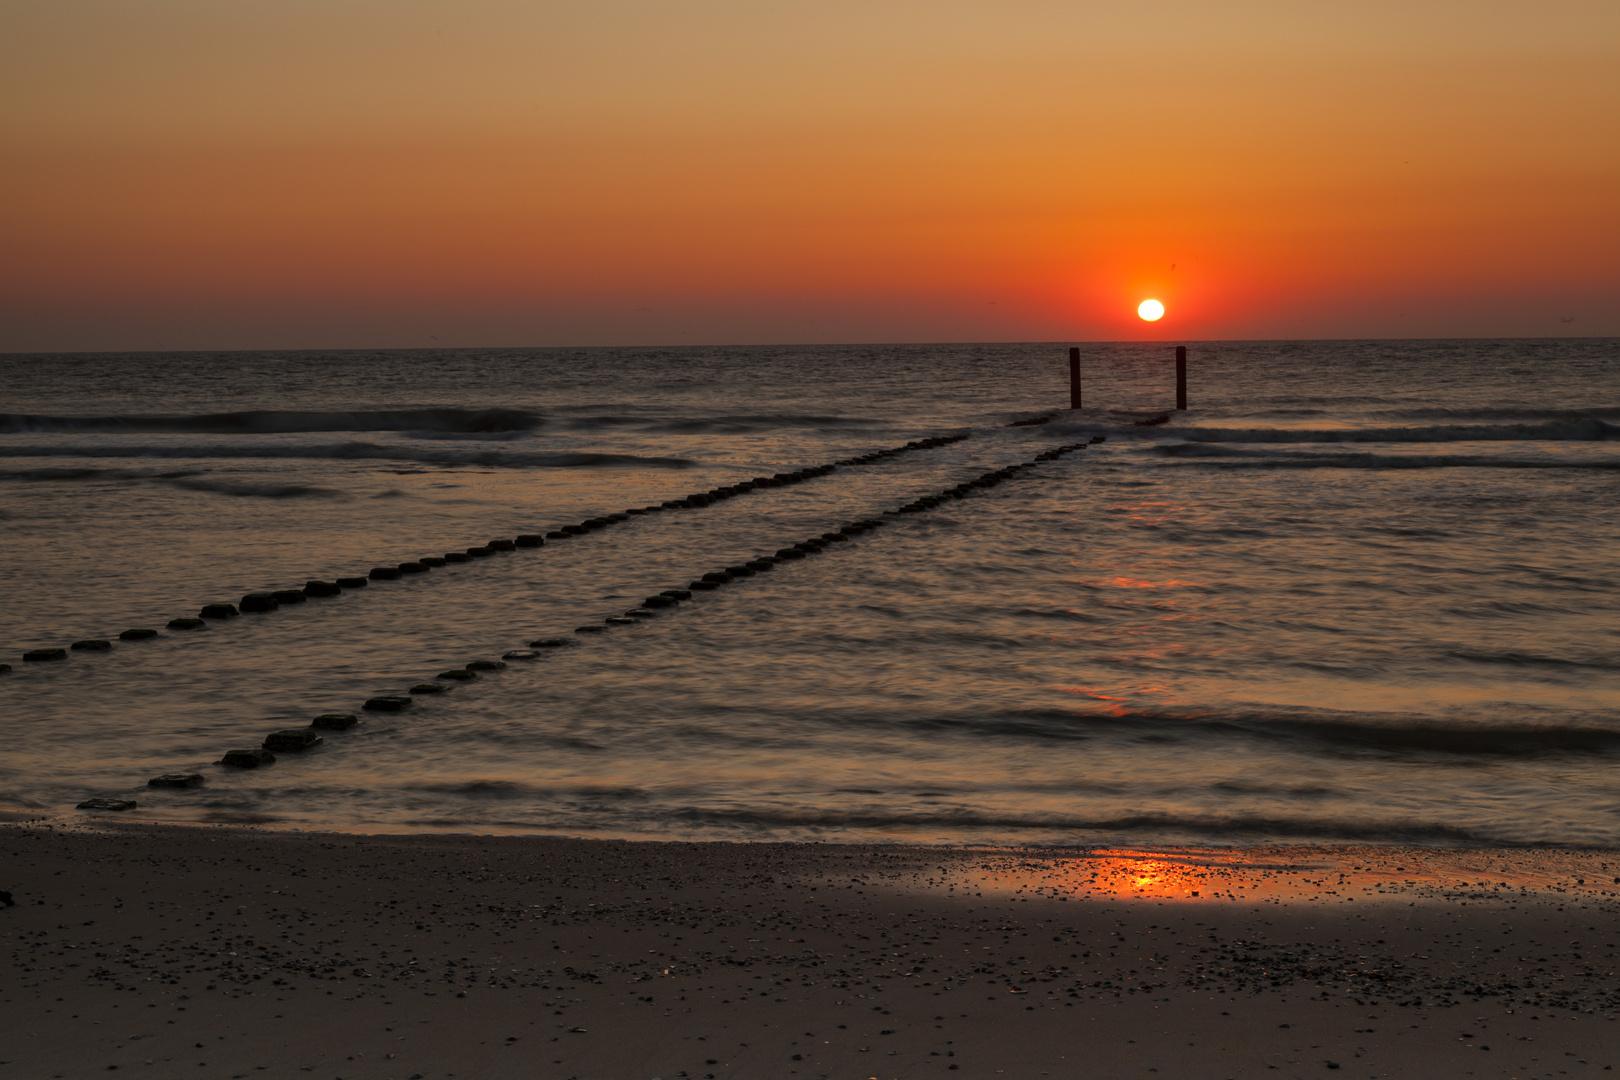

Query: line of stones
left=73, top=437, right=1096, bottom=812
left=14, top=433, right=971, bottom=671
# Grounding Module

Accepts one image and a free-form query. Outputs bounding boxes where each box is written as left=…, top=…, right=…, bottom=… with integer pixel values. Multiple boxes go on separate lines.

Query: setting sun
left=1138, top=299, right=1165, bottom=322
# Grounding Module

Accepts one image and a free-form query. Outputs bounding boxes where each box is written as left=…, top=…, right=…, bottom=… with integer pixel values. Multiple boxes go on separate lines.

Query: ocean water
left=1, top=340, right=1616, bottom=847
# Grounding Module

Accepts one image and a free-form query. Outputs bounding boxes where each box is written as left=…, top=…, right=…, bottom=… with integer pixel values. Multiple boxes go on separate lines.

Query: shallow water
left=2, top=340, right=1617, bottom=845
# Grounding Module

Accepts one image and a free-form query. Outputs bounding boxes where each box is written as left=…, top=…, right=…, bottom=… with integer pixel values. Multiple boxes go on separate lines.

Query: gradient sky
left=3, top=0, right=1616, bottom=350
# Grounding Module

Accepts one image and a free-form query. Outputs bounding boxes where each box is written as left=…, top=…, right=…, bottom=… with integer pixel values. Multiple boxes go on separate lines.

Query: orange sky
left=2, top=0, right=1616, bottom=350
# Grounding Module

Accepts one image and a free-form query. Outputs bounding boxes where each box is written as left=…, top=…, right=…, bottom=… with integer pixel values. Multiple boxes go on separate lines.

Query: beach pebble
left=262, top=729, right=323, bottom=752
left=442, top=552, right=472, bottom=563
left=311, top=713, right=359, bottom=730
left=76, top=797, right=137, bottom=811
left=119, top=628, right=159, bottom=640
left=529, top=637, right=573, bottom=648
left=199, top=603, right=239, bottom=619
left=501, top=650, right=540, bottom=660
left=239, top=592, right=280, bottom=612
left=437, top=669, right=477, bottom=681
left=370, top=566, right=404, bottom=579
left=514, top=534, right=545, bottom=547
left=336, top=576, right=369, bottom=588
left=272, top=588, right=308, bottom=604
left=147, top=773, right=204, bottom=789
left=466, top=659, right=507, bottom=671
left=420, top=556, right=447, bottom=567
left=24, top=648, right=69, bottom=661
left=363, top=696, right=413, bottom=711
left=303, top=580, right=342, bottom=597
left=221, top=748, right=275, bottom=768
left=398, top=561, right=428, bottom=574
left=71, top=639, right=113, bottom=651
left=410, top=682, right=447, bottom=694
left=167, top=617, right=208, bottom=630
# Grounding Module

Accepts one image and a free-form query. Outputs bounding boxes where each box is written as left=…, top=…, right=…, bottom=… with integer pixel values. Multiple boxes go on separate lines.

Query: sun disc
left=1137, top=299, right=1165, bottom=322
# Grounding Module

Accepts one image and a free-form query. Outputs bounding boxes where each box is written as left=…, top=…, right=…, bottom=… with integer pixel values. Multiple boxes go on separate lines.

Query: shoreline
left=5, top=822, right=1618, bottom=1078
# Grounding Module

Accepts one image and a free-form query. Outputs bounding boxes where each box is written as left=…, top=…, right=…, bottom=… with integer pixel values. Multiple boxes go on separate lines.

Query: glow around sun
left=1138, top=299, right=1165, bottom=321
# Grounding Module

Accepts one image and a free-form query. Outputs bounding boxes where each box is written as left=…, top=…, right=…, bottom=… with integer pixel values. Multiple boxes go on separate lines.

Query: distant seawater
left=1, top=341, right=1616, bottom=847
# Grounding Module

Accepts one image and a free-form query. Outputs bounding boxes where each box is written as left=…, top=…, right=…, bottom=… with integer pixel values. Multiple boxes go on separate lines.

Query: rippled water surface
left=2, top=341, right=1617, bottom=845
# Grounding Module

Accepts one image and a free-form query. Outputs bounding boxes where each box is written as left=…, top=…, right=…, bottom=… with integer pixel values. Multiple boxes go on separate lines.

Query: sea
left=1, top=340, right=1616, bottom=847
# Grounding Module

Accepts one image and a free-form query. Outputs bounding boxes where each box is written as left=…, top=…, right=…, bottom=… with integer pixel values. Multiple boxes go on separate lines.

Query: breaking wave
left=0, top=407, right=541, bottom=435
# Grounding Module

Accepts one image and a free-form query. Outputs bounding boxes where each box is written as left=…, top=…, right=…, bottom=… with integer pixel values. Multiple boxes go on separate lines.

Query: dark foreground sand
left=4, top=821, right=1619, bottom=1079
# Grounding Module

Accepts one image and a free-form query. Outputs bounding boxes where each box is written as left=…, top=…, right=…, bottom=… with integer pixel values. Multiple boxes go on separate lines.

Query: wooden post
left=1175, top=345, right=1187, bottom=410
left=1069, top=346, right=1081, bottom=409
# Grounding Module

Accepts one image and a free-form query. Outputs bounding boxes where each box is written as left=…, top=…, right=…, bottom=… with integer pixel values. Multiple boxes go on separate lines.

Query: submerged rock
left=501, top=650, right=540, bottom=660
left=199, top=603, right=239, bottom=619
left=437, top=669, right=477, bottom=681
left=625, top=609, right=657, bottom=618
left=442, top=552, right=472, bottom=563
left=77, top=797, right=137, bottom=811
left=147, top=773, right=204, bottom=789
left=420, top=556, right=447, bottom=567
left=119, top=628, right=159, bottom=640
left=528, top=637, right=573, bottom=648
left=465, top=659, right=506, bottom=671
left=398, top=561, right=428, bottom=574
left=641, top=595, right=676, bottom=608
left=466, top=546, right=495, bottom=557
left=263, top=729, right=323, bottom=752
left=514, top=534, right=544, bottom=548
left=369, top=566, right=403, bottom=580
left=311, top=713, right=359, bottom=730
left=23, top=648, right=68, bottom=661
left=272, top=589, right=307, bottom=604
left=604, top=616, right=637, bottom=626
left=689, top=580, right=719, bottom=590
left=167, top=617, right=207, bottom=630
left=725, top=565, right=756, bottom=577
left=0, top=663, right=9, bottom=674
left=660, top=589, right=692, bottom=600
left=410, top=682, right=447, bottom=694
left=486, top=538, right=517, bottom=551
left=239, top=592, right=279, bottom=613
left=303, top=580, right=342, bottom=597
left=71, top=639, right=112, bottom=651
left=363, top=696, right=412, bottom=712
left=574, top=625, right=606, bottom=633
left=336, top=576, right=369, bottom=588
left=221, top=748, right=275, bottom=768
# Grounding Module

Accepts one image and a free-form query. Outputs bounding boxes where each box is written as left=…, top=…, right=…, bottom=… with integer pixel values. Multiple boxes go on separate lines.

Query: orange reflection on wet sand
left=939, top=846, right=1620, bottom=907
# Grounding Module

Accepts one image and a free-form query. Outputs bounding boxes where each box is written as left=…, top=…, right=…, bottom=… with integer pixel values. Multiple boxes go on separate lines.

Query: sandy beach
left=4, top=820, right=1618, bottom=1079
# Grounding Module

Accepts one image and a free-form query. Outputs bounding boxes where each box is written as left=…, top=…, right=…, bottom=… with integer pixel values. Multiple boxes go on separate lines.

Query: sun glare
left=1137, top=299, right=1165, bottom=321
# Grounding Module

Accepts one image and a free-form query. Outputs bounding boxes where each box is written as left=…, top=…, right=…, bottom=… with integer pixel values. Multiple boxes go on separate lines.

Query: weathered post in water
left=1175, top=345, right=1187, bottom=410
left=1069, top=346, right=1081, bottom=409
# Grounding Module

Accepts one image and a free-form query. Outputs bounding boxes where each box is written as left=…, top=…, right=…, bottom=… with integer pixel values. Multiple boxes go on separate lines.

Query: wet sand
left=4, top=821, right=1618, bottom=1078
